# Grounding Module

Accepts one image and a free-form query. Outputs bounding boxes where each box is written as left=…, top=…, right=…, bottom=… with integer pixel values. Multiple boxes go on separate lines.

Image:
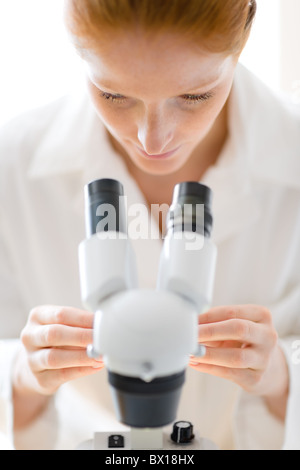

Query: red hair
left=65, top=0, right=257, bottom=55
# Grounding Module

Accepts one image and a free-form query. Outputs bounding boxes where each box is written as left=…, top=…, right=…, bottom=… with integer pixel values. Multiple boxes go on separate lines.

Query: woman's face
left=83, top=30, right=237, bottom=175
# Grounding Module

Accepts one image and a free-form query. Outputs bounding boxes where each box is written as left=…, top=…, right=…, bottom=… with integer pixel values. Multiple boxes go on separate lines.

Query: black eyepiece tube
left=167, top=181, right=213, bottom=237
left=84, top=178, right=127, bottom=237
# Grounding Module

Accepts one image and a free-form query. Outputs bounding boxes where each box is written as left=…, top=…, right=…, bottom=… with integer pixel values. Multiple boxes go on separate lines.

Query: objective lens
left=108, top=370, right=186, bottom=428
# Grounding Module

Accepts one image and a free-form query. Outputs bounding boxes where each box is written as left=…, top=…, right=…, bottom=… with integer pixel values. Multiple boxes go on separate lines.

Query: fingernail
left=92, top=362, right=103, bottom=368
left=189, top=357, right=199, bottom=366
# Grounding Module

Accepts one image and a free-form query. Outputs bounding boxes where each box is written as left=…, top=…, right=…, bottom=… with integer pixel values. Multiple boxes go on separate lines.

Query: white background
left=0, top=0, right=299, bottom=126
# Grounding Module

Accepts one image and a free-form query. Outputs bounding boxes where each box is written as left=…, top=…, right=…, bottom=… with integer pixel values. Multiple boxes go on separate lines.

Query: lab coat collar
left=233, top=64, right=300, bottom=190
left=27, top=92, right=97, bottom=179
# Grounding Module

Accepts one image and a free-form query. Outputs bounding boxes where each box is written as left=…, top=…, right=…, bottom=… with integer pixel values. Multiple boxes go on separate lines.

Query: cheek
left=189, top=85, right=232, bottom=136
left=180, top=78, right=233, bottom=138
left=96, top=105, right=134, bottom=137
left=182, top=103, right=222, bottom=139
left=87, top=81, right=135, bottom=137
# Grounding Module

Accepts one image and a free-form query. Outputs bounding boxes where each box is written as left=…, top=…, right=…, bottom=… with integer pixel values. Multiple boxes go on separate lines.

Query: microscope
left=77, top=178, right=218, bottom=450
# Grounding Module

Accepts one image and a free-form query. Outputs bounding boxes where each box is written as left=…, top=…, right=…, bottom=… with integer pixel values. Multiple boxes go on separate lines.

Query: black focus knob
left=171, top=421, right=195, bottom=444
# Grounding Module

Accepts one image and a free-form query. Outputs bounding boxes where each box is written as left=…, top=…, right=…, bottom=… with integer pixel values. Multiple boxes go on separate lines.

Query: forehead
left=83, top=31, right=233, bottom=96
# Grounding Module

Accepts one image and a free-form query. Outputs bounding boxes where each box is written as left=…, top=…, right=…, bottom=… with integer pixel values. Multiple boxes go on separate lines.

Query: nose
left=137, top=106, right=174, bottom=155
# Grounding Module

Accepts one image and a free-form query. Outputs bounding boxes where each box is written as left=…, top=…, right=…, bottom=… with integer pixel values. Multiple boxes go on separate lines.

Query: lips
left=136, top=146, right=180, bottom=160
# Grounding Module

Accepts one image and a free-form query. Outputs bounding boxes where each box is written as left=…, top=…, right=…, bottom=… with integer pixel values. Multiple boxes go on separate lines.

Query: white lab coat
left=0, top=64, right=300, bottom=450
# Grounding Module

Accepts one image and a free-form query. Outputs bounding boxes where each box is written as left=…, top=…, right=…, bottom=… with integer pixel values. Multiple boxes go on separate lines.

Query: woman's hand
left=13, top=305, right=104, bottom=428
left=189, top=305, right=289, bottom=419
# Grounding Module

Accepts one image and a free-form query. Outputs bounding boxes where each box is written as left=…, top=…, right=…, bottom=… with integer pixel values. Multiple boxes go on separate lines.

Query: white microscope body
left=78, top=179, right=217, bottom=450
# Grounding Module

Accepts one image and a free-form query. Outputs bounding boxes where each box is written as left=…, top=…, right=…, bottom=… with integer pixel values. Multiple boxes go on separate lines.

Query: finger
left=189, top=362, right=237, bottom=381
left=199, top=305, right=272, bottom=325
left=190, top=345, right=262, bottom=370
left=197, top=340, right=244, bottom=349
left=29, top=348, right=104, bottom=372
left=30, top=306, right=94, bottom=328
left=189, top=361, right=261, bottom=385
left=24, top=324, right=93, bottom=349
left=198, top=319, right=265, bottom=346
left=35, top=366, right=105, bottom=395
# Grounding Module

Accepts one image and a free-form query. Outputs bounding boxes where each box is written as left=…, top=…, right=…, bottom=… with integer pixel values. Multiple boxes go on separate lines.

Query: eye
left=100, top=92, right=127, bottom=103
left=181, top=92, right=214, bottom=104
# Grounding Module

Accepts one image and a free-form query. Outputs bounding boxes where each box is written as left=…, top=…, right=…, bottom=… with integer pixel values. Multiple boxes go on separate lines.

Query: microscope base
left=77, top=424, right=218, bottom=450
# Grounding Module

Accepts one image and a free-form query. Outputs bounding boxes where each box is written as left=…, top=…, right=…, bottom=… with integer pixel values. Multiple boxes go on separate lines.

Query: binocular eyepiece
left=85, top=178, right=213, bottom=238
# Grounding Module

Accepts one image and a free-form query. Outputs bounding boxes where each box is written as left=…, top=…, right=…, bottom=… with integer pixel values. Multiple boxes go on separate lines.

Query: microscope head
left=79, top=178, right=216, bottom=428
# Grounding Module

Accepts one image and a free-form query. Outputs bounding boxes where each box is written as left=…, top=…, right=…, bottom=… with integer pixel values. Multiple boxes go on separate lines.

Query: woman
left=0, top=0, right=300, bottom=450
